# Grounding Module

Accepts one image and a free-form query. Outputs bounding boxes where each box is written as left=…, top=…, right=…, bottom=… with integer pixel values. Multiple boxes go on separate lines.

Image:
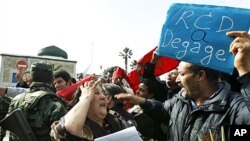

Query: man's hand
left=227, top=31, right=250, bottom=76
left=0, top=87, right=7, bottom=96
left=15, top=70, right=25, bottom=83
left=115, top=93, right=145, bottom=105
left=150, top=51, right=160, bottom=64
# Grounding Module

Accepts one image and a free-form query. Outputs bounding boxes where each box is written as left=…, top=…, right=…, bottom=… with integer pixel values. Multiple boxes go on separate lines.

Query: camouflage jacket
left=8, top=82, right=67, bottom=141
left=0, top=96, right=11, bottom=140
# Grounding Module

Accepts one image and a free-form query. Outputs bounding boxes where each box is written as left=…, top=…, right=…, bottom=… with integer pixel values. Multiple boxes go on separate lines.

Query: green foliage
left=130, top=60, right=137, bottom=70
left=119, top=47, right=133, bottom=72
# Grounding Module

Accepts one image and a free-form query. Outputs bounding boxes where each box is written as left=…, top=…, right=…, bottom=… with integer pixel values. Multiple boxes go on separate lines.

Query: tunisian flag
left=56, top=75, right=94, bottom=101
left=127, top=46, right=180, bottom=93
left=127, top=69, right=141, bottom=93
left=138, top=46, right=180, bottom=76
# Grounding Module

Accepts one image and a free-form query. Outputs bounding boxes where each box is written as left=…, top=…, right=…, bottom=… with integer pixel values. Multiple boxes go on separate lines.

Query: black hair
left=140, top=78, right=166, bottom=102
left=140, top=78, right=159, bottom=94
left=53, top=70, right=71, bottom=82
left=189, top=64, right=220, bottom=81
left=71, top=77, right=77, bottom=84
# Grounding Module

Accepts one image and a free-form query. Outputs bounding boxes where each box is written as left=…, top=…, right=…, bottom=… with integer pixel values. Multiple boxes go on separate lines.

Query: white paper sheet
left=94, top=126, right=143, bottom=141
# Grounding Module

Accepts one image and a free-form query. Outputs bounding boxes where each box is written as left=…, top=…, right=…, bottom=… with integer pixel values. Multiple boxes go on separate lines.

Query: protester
left=142, top=52, right=169, bottom=102
left=50, top=80, right=135, bottom=141
left=164, top=68, right=181, bottom=99
left=105, top=66, right=118, bottom=83
left=129, top=78, right=168, bottom=141
left=143, top=51, right=180, bottom=101
left=15, top=70, right=31, bottom=88
left=53, top=70, right=73, bottom=92
left=53, top=70, right=79, bottom=110
left=115, top=31, right=250, bottom=141
left=102, top=83, right=134, bottom=122
left=111, top=67, right=134, bottom=110
left=111, top=67, right=134, bottom=94
left=136, top=78, right=165, bottom=102
left=17, top=29, right=246, bottom=141
left=227, top=31, right=250, bottom=111
left=0, top=71, right=30, bottom=97
left=7, top=62, right=67, bottom=141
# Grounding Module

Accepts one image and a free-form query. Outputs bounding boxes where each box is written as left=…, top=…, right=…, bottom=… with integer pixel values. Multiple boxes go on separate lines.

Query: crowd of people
left=0, top=30, right=249, bottom=141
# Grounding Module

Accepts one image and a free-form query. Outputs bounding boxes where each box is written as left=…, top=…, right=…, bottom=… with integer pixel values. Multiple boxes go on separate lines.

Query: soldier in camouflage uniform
left=8, top=62, right=67, bottom=141
left=0, top=95, right=11, bottom=140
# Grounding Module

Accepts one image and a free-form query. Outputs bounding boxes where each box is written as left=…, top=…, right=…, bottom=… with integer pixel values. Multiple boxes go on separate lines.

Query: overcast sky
left=1, top=0, right=249, bottom=74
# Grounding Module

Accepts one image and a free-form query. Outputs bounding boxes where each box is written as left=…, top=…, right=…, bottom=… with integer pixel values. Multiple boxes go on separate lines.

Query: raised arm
left=0, top=87, right=6, bottom=96
left=0, top=86, right=28, bottom=97
left=227, top=31, right=250, bottom=111
left=143, top=51, right=159, bottom=79
left=227, top=31, right=250, bottom=76
left=64, top=80, right=100, bottom=137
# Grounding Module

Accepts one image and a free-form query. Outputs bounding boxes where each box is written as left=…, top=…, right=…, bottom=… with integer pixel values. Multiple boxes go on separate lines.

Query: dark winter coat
left=140, top=81, right=250, bottom=141
left=238, top=72, right=250, bottom=112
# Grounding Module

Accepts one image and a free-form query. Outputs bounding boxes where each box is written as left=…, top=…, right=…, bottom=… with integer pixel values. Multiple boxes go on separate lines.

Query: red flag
left=127, top=69, right=141, bottom=93
left=112, top=67, right=134, bottom=89
left=126, top=46, right=179, bottom=96
left=112, top=67, right=135, bottom=110
left=112, top=67, right=125, bottom=80
left=138, top=46, right=180, bottom=76
left=56, top=75, right=94, bottom=101
left=138, top=47, right=158, bottom=66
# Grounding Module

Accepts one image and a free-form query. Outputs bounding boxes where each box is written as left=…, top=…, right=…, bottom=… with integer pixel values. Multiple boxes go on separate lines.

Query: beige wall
left=0, top=54, right=76, bottom=87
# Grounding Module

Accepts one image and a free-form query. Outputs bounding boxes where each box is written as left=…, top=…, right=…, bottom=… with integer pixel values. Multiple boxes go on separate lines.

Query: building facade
left=0, top=53, right=77, bottom=87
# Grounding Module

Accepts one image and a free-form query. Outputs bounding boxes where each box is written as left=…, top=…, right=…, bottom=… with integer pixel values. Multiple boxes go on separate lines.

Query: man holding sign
left=115, top=3, right=250, bottom=141
left=116, top=31, right=250, bottom=140
left=227, top=31, right=250, bottom=112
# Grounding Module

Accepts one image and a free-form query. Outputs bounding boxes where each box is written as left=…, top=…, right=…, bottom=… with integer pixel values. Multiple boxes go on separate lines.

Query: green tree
left=119, top=47, right=133, bottom=72
left=130, top=60, right=137, bottom=70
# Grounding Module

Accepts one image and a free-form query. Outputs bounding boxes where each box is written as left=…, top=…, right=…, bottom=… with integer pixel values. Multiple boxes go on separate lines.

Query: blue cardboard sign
left=157, top=3, right=250, bottom=74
